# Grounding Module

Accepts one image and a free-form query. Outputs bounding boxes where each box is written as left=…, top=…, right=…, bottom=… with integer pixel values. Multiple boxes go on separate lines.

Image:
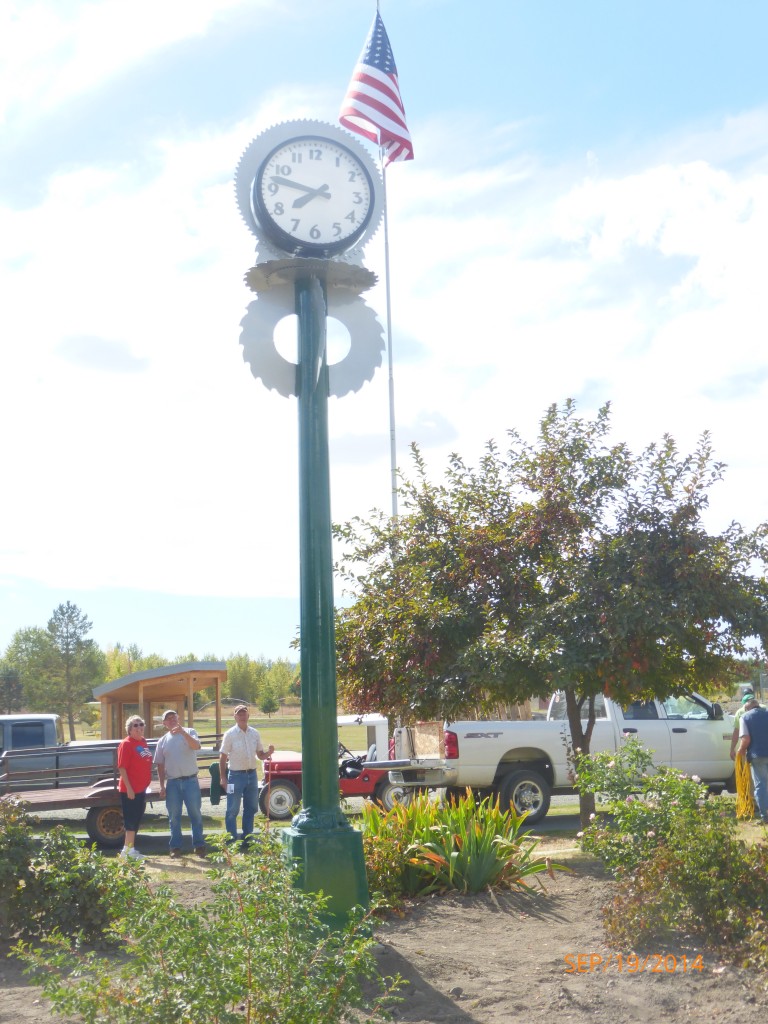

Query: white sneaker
left=123, top=847, right=145, bottom=860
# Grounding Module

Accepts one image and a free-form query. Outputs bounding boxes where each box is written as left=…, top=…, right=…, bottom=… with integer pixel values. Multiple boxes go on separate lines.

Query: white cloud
left=0, top=0, right=269, bottom=125
left=3, top=76, right=768, bottom=605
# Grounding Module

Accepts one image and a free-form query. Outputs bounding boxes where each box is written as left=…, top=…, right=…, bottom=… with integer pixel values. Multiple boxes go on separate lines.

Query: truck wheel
left=499, top=770, right=551, bottom=824
left=374, top=779, right=412, bottom=812
left=86, top=805, right=125, bottom=848
left=259, top=780, right=300, bottom=821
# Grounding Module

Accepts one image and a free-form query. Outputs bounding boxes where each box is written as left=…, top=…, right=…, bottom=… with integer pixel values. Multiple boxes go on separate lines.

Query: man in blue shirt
left=737, top=701, right=768, bottom=824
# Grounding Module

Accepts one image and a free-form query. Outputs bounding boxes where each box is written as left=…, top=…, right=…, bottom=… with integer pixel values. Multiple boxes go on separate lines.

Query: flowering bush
left=574, top=739, right=768, bottom=972
left=573, top=739, right=716, bottom=876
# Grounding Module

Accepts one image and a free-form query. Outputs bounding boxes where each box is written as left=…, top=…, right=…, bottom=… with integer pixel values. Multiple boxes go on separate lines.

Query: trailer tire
left=259, top=780, right=300, bottom=821
left=86, top=805, right=125, bottom=848
left=498, top=770, right=551, bottom=824
left=373, top=779, right=412, bottom=812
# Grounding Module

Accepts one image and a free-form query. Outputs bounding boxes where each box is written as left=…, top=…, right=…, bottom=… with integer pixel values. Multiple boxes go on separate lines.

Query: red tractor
left=258, top=714, right=411, bottom=820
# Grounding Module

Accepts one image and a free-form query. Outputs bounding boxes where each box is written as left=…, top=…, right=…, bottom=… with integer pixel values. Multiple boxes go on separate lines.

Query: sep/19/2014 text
left=564, top=953, right=704, bottom=974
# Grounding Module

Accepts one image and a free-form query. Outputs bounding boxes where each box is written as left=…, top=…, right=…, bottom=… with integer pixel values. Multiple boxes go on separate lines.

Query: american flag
left=340, top=11, right=413, bottom=166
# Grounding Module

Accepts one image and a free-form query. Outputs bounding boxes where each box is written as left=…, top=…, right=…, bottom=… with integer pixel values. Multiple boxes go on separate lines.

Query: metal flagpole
left=380, top=153, right=399, bottom=521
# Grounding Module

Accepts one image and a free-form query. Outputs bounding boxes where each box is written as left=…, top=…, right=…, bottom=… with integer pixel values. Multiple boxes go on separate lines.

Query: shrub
left=0, top=799, right=132, bottom=942
left=363, top=788, right=558, bottom=900
left=603, top=825, right=768, bottom=971
left=575, top=738, right=768, bottom=972
left=21, top=827, right=138, bottom=942
left=17, top=832, right=403, bottom=1024
left=574, top=739, right=716, bottom=876
left=0, top=796, right=36, bottom=931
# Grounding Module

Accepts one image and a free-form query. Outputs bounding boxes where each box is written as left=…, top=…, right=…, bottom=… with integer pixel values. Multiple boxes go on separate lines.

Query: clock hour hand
left=269, top=176, right=331, bottom=208
left=292, top=186, right=331, bottom=208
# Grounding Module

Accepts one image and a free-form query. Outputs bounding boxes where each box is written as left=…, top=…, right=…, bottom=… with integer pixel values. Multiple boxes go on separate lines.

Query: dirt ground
left=371, top=858, right=768, bottom=1024
left=2, top=842, right=767, bottom=1024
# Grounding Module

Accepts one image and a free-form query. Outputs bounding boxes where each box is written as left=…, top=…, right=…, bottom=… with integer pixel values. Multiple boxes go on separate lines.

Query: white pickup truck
left=384, top=692, right=735, bottom=824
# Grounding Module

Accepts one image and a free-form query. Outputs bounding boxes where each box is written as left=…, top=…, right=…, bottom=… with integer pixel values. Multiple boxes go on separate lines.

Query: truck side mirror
left=711, top=702, right=724, bottom=721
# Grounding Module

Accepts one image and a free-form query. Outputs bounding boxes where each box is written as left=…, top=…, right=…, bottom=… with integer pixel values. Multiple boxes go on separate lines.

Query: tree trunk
left=565, top=688, right=597, bottom=827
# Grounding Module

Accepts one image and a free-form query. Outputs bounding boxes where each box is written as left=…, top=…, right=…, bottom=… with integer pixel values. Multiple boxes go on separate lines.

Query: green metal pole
left=281, top=273, right=369, bottom=920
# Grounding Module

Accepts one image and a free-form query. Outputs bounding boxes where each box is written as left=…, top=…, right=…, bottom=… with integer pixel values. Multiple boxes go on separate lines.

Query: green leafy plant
left=410, top=793, right=557, bottom=894
left=574, top=739, right=713, bottom=875
left=17, top=832, right=403, bottom=1024
left=603, top=815, right=768, bottom=971
left=0, top=798, right=138, bottom=942
left=363, top=789, right=559, bottom=900
left=0, top=796, right=36, bottom=931
left=21, top=827, right=137, bottom=942
left=362, top=791, right=440, bottom=902
left=574, top=738, right=768, bottom=973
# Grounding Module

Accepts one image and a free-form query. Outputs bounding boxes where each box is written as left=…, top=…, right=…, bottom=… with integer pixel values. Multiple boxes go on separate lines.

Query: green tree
left=335, top=402, right=768, bottom=823
left=259, top=688, right=280, bottom=717
left=7, top=627, right=60, bottom=713
left=265, top=658, right=296, bottom=701
left=7, top=603, right=106, bottom=740
left=226, top=653, right=268, bottom=705
left=104, top=643, right=167, bottom=680
left=0, top=660, right=23, bottom=713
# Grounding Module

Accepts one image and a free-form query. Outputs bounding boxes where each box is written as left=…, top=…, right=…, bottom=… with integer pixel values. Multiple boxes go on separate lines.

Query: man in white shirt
left=218, top=705, right=274, bottom=842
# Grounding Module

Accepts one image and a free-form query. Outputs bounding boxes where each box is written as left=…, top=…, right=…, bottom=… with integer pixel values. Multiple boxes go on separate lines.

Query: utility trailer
left=1, top=744, right=217, bottom=847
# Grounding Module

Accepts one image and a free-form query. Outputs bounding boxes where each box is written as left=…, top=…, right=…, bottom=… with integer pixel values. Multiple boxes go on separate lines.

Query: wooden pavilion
left=92, top=661, right=227, bottom=741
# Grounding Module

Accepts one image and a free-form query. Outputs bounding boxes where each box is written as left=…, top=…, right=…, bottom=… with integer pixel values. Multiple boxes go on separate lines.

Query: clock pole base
left=281, top=825, right=369, bottom=926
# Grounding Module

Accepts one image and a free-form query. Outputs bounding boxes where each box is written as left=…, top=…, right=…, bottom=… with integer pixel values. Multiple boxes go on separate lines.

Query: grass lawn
left=76, top=714, right=371, bottom=756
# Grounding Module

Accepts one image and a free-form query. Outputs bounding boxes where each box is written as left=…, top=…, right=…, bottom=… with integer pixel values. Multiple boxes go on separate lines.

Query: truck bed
left=14, top=777, right=214, bottom=812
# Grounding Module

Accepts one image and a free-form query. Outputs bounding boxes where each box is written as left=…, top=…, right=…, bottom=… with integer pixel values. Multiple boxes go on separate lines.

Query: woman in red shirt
left=117, top=715, right=153, bottom=859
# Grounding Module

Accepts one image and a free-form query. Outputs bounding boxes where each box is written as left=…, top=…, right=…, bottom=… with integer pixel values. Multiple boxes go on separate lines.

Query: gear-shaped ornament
left=240, top=287, right=384, bottom=398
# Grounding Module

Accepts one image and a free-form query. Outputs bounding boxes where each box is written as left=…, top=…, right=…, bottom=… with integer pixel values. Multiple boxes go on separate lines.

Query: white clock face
left=252, top=135, right=374, bottom=256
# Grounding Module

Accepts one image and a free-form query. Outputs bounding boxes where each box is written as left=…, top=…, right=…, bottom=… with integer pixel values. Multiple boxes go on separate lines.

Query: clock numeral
left=291, top=219, right=300, bottom=232
left=273, top=202, right=284, bottom=216
left=309, top=225, right=321, bottom=239
left=276, top=164, right=292, bottom=176
left=291, top=152, right=302, bottom=163
left=309, top=149, right=323, bottom=160
left=267, top=182, right=279, bottom=195
left=345, top=211, right=357, bottom=224
left=352, top=191, right=363, bottom=205
left=347, top=170, right=360, bottom=182
left=332, top=222, right=342, bottom=237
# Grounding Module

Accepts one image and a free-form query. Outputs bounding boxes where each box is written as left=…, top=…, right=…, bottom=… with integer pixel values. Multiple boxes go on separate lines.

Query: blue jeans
left=165, top=776, right=204, bottom=848
left=749, top=756, right=768, bottom=820
left=225, top=769, right=259, bottom=840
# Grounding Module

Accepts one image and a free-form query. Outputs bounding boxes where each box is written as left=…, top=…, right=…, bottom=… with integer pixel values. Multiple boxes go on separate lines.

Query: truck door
left=660, top=694, right=732, bottom=781
left=615, top=701, right=672, bottom=765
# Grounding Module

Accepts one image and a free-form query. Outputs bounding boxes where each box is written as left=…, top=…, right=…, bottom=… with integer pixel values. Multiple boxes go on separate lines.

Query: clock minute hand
left=292, top=185, right=331, bottom=208
left=269, top=176, right=331, bottom=207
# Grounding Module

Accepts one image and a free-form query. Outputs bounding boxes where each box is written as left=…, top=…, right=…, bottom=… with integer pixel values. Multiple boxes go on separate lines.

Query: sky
left=2, top=0, right=768, bottom=665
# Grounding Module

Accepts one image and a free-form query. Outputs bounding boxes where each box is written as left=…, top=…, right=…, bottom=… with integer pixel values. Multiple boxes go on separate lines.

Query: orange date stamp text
left=564, top=953, right=704, bottom=974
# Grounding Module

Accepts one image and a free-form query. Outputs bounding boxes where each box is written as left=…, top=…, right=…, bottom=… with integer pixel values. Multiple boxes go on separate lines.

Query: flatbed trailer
left=10, top=776, right=216, bottom=847
left=2, top=743, right=220, bottom=847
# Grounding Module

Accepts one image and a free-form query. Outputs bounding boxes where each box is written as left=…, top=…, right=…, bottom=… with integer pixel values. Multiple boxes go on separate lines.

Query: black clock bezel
left=251, top=134, right=376, bottom=258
